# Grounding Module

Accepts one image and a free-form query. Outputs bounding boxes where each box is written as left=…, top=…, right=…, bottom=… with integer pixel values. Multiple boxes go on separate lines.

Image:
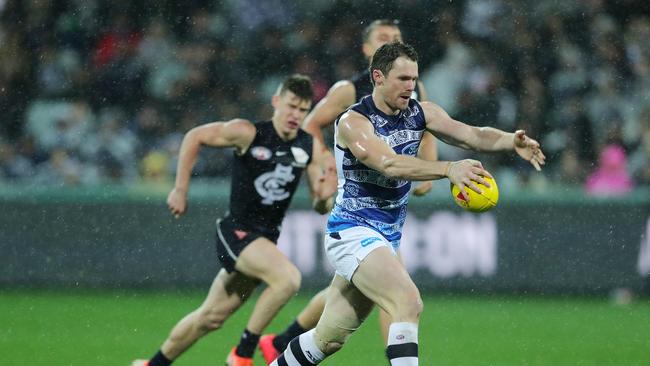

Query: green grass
left=1, top=290, right=649, bottom=366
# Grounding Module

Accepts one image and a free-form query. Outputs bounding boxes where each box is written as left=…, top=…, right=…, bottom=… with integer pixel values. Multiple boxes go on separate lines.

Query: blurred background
left=1, top=0, right=649, bottom=188
left=1, top=0, right=650, bottom=365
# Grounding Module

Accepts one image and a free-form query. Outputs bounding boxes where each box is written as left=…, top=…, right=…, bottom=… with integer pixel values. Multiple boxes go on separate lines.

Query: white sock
left=386, top=322, right=419, bottom=366
left=271, top=329, right=325, bottom=365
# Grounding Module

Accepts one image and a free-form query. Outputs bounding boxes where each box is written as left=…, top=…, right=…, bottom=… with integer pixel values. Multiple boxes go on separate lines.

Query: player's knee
left=389, top=287, right=423, bottom=321
left=320, top=340, right=344, bottom=355
left=409, top=295, right=424, bottom=317
left=273, top=266, right=301, bottom=296
left=314, top=326, right=352, bottom=356
left=197, top=308, right=226, bottom=331
left=399, top=294, right=423, bottom=320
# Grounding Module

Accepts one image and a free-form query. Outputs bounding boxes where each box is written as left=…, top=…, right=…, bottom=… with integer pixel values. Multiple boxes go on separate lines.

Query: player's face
left=363, top=25, right=402, bottom=59
left=377, top=56, right=418, bottom=111
left=272, top=91, right=312, bottom=133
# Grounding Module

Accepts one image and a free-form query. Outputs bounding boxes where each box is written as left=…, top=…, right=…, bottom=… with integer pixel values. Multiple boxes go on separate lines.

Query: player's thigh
left=351, top=246, right=420, bottom=313
left=235, top=237, right=300, bottom=286
left=396, top=248, right=404, bottom=265
left=200, top=268, right=259, bottom=314
left=325, top=275, right=375, bottom=325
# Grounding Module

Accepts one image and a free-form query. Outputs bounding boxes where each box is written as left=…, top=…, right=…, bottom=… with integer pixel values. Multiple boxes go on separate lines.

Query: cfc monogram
left=254, top=164, right=295, bottom=205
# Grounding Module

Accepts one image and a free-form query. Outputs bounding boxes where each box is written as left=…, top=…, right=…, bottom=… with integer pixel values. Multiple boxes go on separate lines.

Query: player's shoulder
left=225, top=118, right=257, bottom=132
left=327, top=80, right=356, bottom=98
left=338, top=109, right=371, bottom=129
left=416, top=100, right=445, bottom=115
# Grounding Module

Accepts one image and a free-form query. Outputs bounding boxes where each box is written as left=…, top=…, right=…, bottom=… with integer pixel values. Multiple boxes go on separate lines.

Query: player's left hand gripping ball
left=451, top=176, right=499, bottom=213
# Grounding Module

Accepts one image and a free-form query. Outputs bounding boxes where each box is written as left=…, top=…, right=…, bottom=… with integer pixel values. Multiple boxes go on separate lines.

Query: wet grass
left=1, top=290, right=649, bottom=365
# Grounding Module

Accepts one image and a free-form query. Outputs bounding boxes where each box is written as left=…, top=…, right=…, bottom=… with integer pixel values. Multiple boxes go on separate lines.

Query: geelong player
left=259, top=19, right=437, bottom=364
left=132, top=74, right=336, bottom=366
left=271, top=43, right=544, bottom=365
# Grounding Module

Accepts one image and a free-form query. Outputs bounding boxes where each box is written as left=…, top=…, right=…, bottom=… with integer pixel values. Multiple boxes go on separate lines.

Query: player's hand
left=315, top=168, right=337, bottom=200
left=323, top=150, right=336, bottom=177
left=412, top=181, right=433, bottom=196
left=513, top=130, right=546, bottom=171
left=167, top=187, right=187, bottom=218
left=447, top=159, right=492, bottom=202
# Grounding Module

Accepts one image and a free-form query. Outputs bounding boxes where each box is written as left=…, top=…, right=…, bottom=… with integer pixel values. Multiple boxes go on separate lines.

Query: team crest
left=402, top=141, right=419, bottom=156
left=369, top=114, right=389, bottom=127
left=254, top=164, right=296, bottom=205
left=250, top=146, right=272, bottom=160
left=404, top=116, right=417, bottom=129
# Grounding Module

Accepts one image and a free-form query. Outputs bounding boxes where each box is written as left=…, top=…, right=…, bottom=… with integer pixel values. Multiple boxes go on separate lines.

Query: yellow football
left=450, top=176, right=499, bottom=213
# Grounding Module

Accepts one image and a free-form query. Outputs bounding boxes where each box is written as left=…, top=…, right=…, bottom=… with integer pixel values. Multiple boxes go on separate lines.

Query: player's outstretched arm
left=306, top=138, right=337, bottom=214
left=337, top=110, right=493, bottom=201
left=302, top=81, right=356, bottom=148
left=420, top=101, right=546, bottom=170
left=167, top=119, right=256, bottom=218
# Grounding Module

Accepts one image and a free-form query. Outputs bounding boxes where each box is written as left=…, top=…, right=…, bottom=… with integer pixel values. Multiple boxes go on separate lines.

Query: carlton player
left=132, top=74, right=336, bottom=366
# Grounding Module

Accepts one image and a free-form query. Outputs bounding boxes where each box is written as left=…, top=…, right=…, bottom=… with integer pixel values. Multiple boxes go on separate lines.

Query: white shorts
left=324, top=226, right=396, bottom=281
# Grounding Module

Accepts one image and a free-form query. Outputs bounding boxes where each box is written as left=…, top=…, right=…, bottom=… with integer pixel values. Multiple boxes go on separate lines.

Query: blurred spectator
left=80, top=108, right=139, bottom=183
left=628, top=108, right=650, bottom=186
left=0, top=0, right=647, bottom=189
left=0, top=138, right=35, bottom=181
left=34, top=147, right=99, bottom=186
left=140, top=150, right=171, bottom=184
left=585, top=144, right=633, bottom=196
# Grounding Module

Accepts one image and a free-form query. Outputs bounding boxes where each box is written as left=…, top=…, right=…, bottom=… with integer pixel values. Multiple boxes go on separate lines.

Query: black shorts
left=215, top=216, right=280, bottom=273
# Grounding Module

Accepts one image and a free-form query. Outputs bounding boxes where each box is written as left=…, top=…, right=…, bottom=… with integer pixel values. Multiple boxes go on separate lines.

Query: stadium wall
left=1, top=183, right=649, bottom=295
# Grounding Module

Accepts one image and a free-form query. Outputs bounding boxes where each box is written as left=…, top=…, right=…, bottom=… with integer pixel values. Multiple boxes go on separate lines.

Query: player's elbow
left=183, top=128, right=202, bottom=147
left=381, top=157, right=409, bottom=180
left=303, top=121, right=320, bottom=136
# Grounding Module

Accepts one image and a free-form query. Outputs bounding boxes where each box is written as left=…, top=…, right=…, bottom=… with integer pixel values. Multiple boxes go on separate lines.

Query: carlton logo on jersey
left=254, top=164, right=296, bottom=205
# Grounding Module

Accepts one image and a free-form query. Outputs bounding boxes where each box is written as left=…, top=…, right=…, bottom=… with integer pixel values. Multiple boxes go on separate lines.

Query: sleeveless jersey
left=327, top=96, right=426, bottom=243
left=351, top=69, right=424, bottom=102
left=229, top=120, right=313, bottom=233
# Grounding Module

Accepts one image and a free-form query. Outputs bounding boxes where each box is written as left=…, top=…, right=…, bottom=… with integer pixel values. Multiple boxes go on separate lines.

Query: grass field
left=2, top=290, right=649, bottom=366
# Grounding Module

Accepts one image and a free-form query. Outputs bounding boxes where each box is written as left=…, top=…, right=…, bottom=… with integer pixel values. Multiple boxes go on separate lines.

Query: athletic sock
left=236, top=329, right=261, bottom=358
left=273, top=319, right=308, bottom=351
left=386, top=322, right=419, bottom=366
left=272, top=329, right=325, bottom=365
left=149, top=350, right=172, bottom=366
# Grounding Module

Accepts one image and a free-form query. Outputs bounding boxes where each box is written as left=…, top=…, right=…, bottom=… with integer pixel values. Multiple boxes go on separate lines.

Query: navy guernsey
left=327, top=96, right=426, bottom=244
left=229, top=120, right=313, bottom=234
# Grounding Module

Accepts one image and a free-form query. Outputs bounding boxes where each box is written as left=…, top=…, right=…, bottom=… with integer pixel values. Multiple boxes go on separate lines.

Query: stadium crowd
left=0, top=0, right=648, bottom=193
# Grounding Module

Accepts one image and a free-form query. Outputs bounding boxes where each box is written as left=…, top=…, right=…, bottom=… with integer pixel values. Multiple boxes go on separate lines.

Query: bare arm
left=167, top=119, right=256, bottom=217
left=421, top=101, right=545, bottom=170
left=306, top=138, right=337, bottom=214
left=302, top=81, right=356, bottom=148
left=421, top=101, right=512, bottom=151
left=337, top=111, right=452, bottom=181
left=416, top=80, right=429, bottom=102
left=338, top=110, right=493, bottom=201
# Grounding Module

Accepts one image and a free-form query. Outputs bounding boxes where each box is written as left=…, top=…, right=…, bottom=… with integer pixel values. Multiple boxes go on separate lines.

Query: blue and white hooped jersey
left=327, top=95, right=426, bottom=245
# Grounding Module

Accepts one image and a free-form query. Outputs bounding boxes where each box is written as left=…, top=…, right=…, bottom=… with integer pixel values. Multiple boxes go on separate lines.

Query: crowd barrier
left=2, top=183, right=649, bottom=295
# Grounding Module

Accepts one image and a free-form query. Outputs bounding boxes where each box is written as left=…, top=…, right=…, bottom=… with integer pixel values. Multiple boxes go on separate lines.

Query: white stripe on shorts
left=216, top=218, right=238, bottom=262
